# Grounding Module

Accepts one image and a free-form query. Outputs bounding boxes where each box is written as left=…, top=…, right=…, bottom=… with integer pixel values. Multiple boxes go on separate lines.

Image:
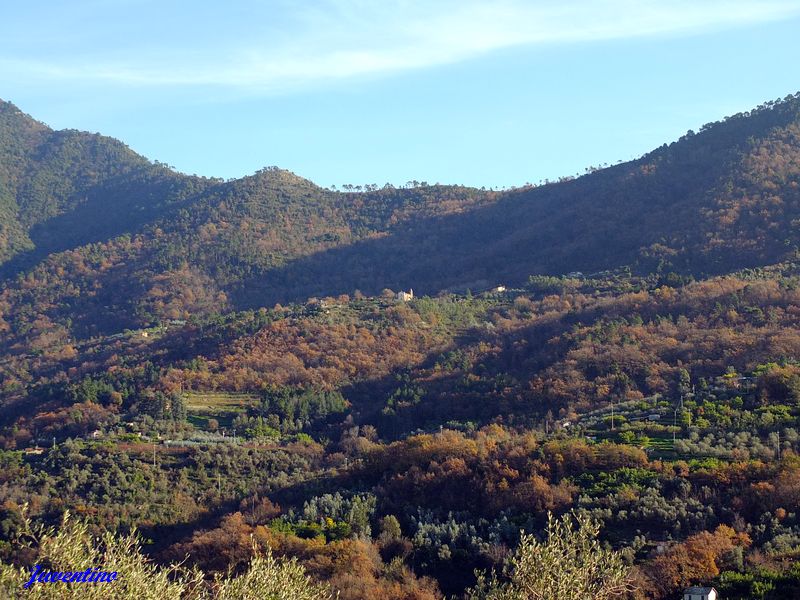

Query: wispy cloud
left=2, top=0, right=799, bottom=93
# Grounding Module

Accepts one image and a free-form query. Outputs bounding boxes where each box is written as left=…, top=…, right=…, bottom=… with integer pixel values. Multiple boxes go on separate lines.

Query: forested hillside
left=2, top=93, right=800, bottom=344
left=2, top=95, right=800, bottom=599
left=0, top=100, right=213, bottom=271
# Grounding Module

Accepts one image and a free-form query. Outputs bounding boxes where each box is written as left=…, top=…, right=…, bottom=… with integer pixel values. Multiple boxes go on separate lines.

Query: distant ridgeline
left=1, top=93, right=800, bottom=338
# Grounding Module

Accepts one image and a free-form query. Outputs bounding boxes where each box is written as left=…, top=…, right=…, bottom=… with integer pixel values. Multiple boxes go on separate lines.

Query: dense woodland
left=1, top=95, right=800, bottom=598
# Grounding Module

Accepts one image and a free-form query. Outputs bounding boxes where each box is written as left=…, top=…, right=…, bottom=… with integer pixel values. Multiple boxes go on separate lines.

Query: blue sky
left=2, top=0, right=800, bottom=188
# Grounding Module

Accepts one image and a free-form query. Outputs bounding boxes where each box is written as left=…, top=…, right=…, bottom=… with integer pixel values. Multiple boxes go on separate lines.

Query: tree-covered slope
left=0, top=100, right=49, bottom=262
left=2, top=93, right=800, bottom=344
left=0, top=168, right=494, bottom=341
left=2, top=266, right=800, bottom=599
left=0, top=99, right=215, bottom=273
left=259, top=92, right=800, bottom=302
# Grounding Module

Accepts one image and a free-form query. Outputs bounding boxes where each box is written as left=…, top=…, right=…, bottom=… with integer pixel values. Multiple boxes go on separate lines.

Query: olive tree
left=0, top=512, right=334, bottom=600
left=468, top=512, right=631, bottom=600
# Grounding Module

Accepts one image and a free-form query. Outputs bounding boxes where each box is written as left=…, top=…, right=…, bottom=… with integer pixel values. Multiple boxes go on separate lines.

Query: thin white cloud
left=2, top=0, right=799, bottom=92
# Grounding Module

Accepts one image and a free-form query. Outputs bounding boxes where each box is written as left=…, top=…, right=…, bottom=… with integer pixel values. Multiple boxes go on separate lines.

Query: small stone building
left=396, top=289, right=414, bottom=302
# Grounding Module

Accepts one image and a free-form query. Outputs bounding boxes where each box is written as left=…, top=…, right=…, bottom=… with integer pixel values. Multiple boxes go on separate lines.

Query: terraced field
left=183, top=391, right=259, bottom=430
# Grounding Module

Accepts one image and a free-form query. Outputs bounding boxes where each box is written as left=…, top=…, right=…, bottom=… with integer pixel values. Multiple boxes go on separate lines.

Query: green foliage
left=467, top=512, right=631, bottom=600
left=0, top=512, right=332, bottom=599
left=526, top=275, right=578, bottom=296
left=300, top=492, right=377, bottom=538
left=0, top=514, right=202, bottom=599
left=379, top=515, right=402, bottom=540
left=257, top=386, right=348, bottom=434
left=575, top=468, right=658, bottom=496
left=212, top=551, right=334, bottom=600
left=718, top=563, right=800, bottom=600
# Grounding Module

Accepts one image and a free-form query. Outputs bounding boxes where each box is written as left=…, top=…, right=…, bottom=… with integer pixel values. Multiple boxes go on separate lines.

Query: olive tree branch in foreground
left=0, top=511, right=335, bottom=600
left=467, top=512, right=634, bottom=600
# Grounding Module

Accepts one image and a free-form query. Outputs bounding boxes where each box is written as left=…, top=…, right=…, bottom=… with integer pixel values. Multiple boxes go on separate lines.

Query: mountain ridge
left=1, top=92, right=800, bottom=344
